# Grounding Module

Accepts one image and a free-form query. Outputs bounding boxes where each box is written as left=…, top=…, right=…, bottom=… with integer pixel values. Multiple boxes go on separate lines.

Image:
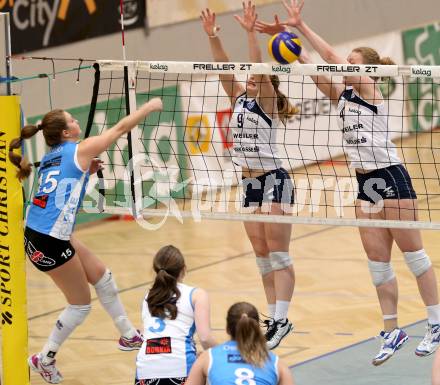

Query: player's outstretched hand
left=200, top=8, right=220, bottom=37
left=89, top=158, right=104, bottom=175
left=145, top=97, right=163, bottom=113
left=281, top=0, right=305, bottom=28
left=234, top=1, right=257, bottom=32
left=255, top=15, right=286, bottom=35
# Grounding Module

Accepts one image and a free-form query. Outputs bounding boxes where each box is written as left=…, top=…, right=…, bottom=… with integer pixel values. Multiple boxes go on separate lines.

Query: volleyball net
left=78, top=61, right=440, bottom=229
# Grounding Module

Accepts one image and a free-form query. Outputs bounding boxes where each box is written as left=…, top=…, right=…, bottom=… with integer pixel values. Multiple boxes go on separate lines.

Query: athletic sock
left=267, top=303, right=276, bottom=318
left=274, top=300, right=290, bottom=321
left=427, top=304, right=440, bottom=325
left=94, top=270, right=137, bottom=338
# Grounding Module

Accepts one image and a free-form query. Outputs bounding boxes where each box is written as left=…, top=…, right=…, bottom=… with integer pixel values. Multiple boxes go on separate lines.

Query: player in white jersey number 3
left=135, top=245, right=216, bottom=384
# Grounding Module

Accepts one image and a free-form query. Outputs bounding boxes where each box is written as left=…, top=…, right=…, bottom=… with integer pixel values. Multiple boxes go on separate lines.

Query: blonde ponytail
left=379, top=56, right=396, bottom=66
left=227, top=302, right=269, bottom=367
left=270, top=75, right=298, bottom=125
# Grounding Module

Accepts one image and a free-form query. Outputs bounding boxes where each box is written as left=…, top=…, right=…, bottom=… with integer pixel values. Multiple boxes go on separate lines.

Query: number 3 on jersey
left=235, top=368, right=256, bottom=385
left=38, top=170, right=60, bottom=194
left=149, top=317, right=166, bottom=333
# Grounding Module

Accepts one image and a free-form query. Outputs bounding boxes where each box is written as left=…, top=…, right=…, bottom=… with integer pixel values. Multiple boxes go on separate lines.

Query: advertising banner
left=402, top=22, right=440, bottom=131
left=0, top=0, right=144, bottom=54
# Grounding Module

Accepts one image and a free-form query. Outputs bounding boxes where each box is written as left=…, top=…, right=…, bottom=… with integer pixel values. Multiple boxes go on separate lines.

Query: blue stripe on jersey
left=189, top=287, right=196, bottom=310
left=26, top=141, right=89, bottom=240
left=341, top=88, right=378, bottom=114
left=244, top=99, right=272, bottom=127
left=271, top=36, right=289, bottom=65
left=185, top=322, right=197, bottom=375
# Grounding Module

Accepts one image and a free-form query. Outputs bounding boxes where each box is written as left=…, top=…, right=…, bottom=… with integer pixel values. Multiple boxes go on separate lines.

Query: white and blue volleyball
left=268, top=32, right=302, bottom=64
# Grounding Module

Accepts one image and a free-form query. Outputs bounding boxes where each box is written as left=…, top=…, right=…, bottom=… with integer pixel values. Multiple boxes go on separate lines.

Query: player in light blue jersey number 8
left=256, top=0, right=440, bottom=366
left=9, top=97, right=163, bottom=383
left=135, top=245, right=217, bottom=385
left=186, top=302, right=294, bottom=385
left=201, top=1, right=296, bottom=351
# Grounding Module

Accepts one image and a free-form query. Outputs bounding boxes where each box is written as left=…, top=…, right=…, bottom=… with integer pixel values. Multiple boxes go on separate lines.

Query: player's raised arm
left=298, top=46, right=344, bottom=105
left=281, top=0, right=344, bottom=64
left=234, top=1, right=276, bottom=115
left=280, top=0, right=378, bottom=100
left=200, top=8, right=244, bottom=103
left=77, top=97, right=162, bottom=170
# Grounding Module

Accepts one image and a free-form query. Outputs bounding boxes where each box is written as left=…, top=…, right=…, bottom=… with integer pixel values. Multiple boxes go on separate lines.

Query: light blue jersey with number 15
left=26, top=141, right=89, bottom=241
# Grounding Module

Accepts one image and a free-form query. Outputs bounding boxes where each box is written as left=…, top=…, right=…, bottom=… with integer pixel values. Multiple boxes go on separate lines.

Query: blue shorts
left=242, top=168, right=294, bottom=207
left=356, top=164, right=417, bottom=204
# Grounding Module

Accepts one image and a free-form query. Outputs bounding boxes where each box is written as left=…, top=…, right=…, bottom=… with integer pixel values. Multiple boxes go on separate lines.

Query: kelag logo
left=0, top=0, right=145, bottom=54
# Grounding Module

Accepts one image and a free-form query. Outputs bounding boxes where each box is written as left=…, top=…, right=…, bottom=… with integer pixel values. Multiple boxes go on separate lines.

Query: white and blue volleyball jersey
left=26, top=142, right=89, bottom=241
left=208, top=341, right=279, bottom=385
left=337, top=86, right=401, bottom=170
left=136, top=283, right=197, bottom=379
left=231, top=93, right=282, bottom=171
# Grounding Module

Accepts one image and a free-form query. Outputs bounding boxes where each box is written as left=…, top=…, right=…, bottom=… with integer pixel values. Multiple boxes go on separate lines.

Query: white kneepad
left=368, top=260, right=395, bottom=286
left=94, top=269, right=119, bottom=304
left=256, top=257, right=273, bottom=275
left=269, top=251, right=292, bottom=271
left=404, top=249, right=432, bottom=277
left=59, top=304, right=91, bottom=329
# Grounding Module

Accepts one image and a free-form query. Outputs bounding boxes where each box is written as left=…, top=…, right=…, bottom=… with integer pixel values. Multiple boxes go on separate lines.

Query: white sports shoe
left=28, top=354, right=63, bottom=384
left=415, top=323, right=440, bottom=357
left=372, top=328, right=409, bottom=366
left=266, top=318, right=293, bottom=350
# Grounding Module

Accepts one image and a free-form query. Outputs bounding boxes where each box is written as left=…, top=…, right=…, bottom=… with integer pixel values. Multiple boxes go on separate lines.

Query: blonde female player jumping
left=200, top=1, right=297, bottom=350
left=9, top=97, right=163, bottom=383
left=135, top=245, right=217, bottom=384
left=256, top=0, right=440, bottom=366
left=185, top=302, right=294, bottom=385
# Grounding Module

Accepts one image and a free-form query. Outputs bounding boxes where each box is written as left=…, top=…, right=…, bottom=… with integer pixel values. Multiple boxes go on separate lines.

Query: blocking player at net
left=9, top=97, right=163, bottom=383
left=135, top=245, right=217, bottom=385
left=200, top=2, right=296, bottom=350
left=185, top=301, right=294, bottom=385
left=257, top=0, right=440, bottom=365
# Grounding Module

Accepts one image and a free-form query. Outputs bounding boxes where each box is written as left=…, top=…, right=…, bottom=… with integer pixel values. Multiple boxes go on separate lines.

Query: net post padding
left=0, top=95, right=30, bottom=385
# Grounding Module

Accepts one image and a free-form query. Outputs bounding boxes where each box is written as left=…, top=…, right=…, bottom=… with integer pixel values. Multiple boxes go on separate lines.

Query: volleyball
left=268, top=32, right=302, bottom=64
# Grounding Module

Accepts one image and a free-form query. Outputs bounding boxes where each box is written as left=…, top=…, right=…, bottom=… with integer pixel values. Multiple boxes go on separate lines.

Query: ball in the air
left=268, top=32, right=302, bottom=64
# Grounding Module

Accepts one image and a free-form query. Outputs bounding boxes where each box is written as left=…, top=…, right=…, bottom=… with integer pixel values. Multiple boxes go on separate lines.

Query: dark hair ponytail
left=9, top=124, right=41, bottom=181
left=147, top=245, right=186, bottom=320
left=270, top=75, right=298, bottom=125
left=9, top=109, right=67, bottom=181
left=227, top=302, right=268, bottom=367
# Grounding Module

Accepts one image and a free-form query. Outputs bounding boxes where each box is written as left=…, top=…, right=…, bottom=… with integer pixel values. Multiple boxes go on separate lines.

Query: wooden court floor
left=22, top=209, right=440, bottom=384
left=7, top=133, right=440, bottom=384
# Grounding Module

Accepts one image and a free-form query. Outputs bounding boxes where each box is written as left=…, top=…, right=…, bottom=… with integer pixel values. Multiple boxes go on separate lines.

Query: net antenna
left=119, top=1, right=143, bottom=217
left=119, top=0, right=127, bottom=61
left=0, top=12, right=12, bottom=96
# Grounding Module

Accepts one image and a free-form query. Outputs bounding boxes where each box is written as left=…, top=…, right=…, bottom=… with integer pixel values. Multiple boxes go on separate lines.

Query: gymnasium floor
left=25, top=213, right=439, bottom=384
left=21, top=132, right=440, bottom=384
